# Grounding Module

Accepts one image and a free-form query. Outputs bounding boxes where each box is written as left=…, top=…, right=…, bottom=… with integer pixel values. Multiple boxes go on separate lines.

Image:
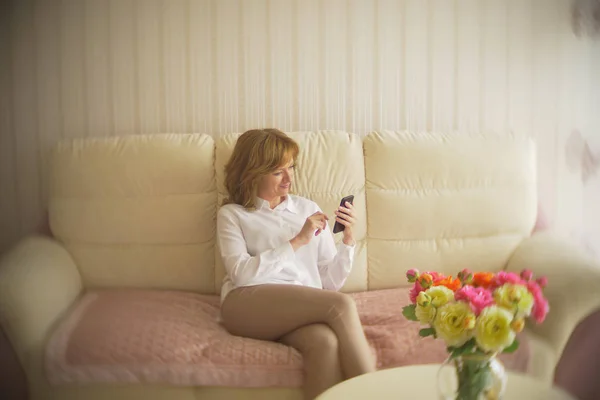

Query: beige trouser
left=220, top=284, right=376, bottom=400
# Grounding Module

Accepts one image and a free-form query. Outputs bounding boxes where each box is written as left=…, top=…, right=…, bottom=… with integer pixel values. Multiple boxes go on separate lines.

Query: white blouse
left=217, top=195, right=355, bottom=303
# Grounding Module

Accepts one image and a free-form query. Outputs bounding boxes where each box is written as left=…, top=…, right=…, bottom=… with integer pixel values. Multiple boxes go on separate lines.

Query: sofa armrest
left=0, top=236, right=82, bottom=374
left=505, top=232, right=600, bottom=358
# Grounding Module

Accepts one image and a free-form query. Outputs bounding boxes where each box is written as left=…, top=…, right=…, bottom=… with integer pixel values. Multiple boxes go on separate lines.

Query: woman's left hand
left=335, top=201, right=357, bottom=246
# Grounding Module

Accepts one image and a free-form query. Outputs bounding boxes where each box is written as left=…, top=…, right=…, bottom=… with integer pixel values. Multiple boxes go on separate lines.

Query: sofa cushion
left=45, top=288, right=530, bottom=388
left=363, top=131, right=537, bottom=288
left=49, top=133, right=217, bottom=293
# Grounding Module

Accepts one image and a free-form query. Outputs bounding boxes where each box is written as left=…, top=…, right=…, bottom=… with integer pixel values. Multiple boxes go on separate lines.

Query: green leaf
left=419, top=327, right=436, bottom=337
left=402, top=304, right=418, bottom=321
left=502, top=339, right=519, bottom=353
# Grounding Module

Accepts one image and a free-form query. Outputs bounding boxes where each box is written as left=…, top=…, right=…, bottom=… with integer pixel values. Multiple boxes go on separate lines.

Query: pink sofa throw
left=45, top=288, right=530, bottom=388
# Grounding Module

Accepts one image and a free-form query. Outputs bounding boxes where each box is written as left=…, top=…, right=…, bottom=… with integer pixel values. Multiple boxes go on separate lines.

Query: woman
left=217, top=128, right=376, bottom=399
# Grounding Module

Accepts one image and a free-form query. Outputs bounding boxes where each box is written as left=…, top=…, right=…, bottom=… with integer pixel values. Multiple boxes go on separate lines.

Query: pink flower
left=455, top=285, right=495, bottom=316
left=532, top=296, right=549, bottom=323
left=536, top=276, right=548, bottom=288
left=429, top=271, right=443, bottom=280
left=493, top=271, right=524, bottom=288
left=526, top=280, right=542, bottom=297
left=409, top=281, right=424, bottom=304
left=520, top=269, right=534, bottom=281
left=406, top=269, right=419, bottom=283
left=527, top=281, right=550, bottom=323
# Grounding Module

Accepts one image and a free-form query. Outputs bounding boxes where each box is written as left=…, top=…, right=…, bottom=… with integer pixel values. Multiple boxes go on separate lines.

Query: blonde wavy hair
left=223, top=129, right=299, bottom=210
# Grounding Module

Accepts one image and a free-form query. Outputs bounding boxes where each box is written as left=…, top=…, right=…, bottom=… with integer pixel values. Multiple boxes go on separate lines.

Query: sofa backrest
left=48, top=131, right=537, bottom=293
left=364, top=131, right=537, bottom=288
left=49, top=134, right=217, bottom=292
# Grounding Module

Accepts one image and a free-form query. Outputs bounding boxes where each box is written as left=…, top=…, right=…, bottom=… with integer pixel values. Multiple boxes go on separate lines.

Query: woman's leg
left=279, top=324, right=343, bottom=400
left=220, top=284, right=376, bottom=379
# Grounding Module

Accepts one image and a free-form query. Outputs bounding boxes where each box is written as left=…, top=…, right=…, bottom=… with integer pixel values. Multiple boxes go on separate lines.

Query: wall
left=0, top=0, right=599, bottom=255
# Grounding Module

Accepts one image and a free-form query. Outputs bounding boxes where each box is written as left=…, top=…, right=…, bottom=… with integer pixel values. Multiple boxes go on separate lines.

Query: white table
left=316, top=364, right=577, bottom=400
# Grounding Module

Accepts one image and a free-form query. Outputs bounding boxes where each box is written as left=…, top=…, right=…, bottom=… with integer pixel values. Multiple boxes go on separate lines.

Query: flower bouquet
left=402, top=268, right=549, bottom=400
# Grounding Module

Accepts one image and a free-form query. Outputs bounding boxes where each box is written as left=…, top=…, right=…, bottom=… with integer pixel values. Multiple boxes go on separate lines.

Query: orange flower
left=472, top=272, right=495, bottom=289
left=433, top=276, right=462, bottom=292
left=418, top=273, right=433, bottom=289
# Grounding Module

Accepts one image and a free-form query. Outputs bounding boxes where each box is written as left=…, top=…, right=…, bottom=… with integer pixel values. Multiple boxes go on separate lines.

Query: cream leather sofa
left=1, top=131, right=599, bottom=400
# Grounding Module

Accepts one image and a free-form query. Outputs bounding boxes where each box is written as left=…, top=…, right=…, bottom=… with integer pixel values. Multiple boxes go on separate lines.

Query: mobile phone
left=332, top=195, right=354, bottom=234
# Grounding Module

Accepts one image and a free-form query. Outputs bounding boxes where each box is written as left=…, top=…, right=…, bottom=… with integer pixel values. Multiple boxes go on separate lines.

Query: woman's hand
left=335, top=201, right=356, bottom=246
left=290, top=212, right=329, bottom=250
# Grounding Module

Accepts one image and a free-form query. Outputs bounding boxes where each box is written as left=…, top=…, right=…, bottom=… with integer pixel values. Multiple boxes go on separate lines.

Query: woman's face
left=257, top=159, right=295, bottom=200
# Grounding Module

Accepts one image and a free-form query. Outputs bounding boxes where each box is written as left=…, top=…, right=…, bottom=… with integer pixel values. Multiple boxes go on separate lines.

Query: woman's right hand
left=290, top=212, right=329, bottom=250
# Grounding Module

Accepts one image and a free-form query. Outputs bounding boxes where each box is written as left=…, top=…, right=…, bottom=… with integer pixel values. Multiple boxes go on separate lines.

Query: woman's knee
left=327, top=292, right=359, bottom=320
left=307, top=324, right=339, bottom=352
left=286, top=324, right=339, bottom=355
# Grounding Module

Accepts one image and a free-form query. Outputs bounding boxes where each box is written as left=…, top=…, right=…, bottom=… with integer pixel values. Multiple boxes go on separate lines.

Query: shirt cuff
left=337, top=241, right=356, bottom=258
left=276, top=241, right=296, bottom=261
left=340, top=240, right=356, bottom=250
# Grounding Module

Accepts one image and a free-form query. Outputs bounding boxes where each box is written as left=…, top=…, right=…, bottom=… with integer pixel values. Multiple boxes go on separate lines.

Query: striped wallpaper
left=0, top=0, right=599, bottom=254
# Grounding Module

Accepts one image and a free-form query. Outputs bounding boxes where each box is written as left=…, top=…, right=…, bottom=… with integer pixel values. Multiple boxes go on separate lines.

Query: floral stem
left=454, top=357, right=492, bottom=400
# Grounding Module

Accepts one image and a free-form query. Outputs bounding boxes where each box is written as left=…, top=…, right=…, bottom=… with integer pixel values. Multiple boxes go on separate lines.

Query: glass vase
left=437, top=354, right=507, bottom=400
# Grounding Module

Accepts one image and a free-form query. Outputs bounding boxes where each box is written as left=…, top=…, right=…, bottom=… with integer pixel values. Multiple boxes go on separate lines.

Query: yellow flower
left=433, top=302, right=476, bottom=347
left=416, top=291, right=432, bottom=307
left=475, top=306, right=516, bottom=353
left=416, top=304, right=437, bottom=325
left=494, top=284, right=534, bottom=318
left=425, top=286, right=455, bottom=308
